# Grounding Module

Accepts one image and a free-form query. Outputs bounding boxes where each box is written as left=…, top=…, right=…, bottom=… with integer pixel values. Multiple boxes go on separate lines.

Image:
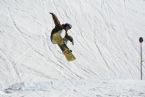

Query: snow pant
left=51, top=33, right=69, bottom=51
left=51, top=33, right=64, bottom=45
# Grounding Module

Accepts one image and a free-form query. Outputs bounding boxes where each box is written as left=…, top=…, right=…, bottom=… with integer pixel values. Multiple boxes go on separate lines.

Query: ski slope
left=0, top=0, right=145, bottom=96
left=1, top=80, right=145, bottom=97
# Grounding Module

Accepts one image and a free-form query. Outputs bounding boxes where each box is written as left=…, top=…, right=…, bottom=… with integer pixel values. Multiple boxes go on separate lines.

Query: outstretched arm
left=64, top=32, right=74, bottom=45
left=50, top=12, right=61, bottom=27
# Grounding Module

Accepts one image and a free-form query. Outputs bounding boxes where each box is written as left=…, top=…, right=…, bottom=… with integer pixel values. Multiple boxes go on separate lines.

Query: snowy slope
left=1, top=80, right=145, bottom=97
left=0, top=0, right=145, bottom=96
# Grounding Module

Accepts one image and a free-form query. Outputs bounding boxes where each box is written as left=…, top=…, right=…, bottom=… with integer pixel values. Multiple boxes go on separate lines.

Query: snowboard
left=58, top=43, right=76, bottom=61
left=52, top=33, right=76, bottom=61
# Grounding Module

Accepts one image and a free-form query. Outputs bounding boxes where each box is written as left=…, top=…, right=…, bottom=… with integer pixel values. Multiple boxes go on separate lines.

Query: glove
left=49, top=12, right=54, bottom=15
left=71, top=40, right=74, bottom=45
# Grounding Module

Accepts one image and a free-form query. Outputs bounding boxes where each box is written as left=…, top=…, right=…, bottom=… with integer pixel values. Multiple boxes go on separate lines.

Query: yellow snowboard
left=52, top=33, right=76, bottom=61
left=61, top=45, right=76, bottom=61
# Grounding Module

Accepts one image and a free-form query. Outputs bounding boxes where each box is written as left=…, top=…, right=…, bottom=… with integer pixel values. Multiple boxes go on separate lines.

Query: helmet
left=64, top=23, right=72, bottom=29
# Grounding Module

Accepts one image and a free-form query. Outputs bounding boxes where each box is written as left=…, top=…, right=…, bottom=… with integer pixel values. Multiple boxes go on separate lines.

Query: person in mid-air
left=50, top=12, right=74, bottom=53
left=50, top=12, right=74, bottom=45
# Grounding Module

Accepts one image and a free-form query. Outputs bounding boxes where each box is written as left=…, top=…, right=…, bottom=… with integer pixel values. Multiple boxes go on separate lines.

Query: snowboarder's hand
left=66, top=35, right=74, bottom=45
left=69, top=36, right=74, bottom=45
left=50, top=12, right=54, bottom=15
left=72, top=41, right=74, bottom=45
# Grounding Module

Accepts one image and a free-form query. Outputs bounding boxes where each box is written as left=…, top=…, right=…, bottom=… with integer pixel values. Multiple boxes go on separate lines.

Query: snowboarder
left=50, top=13, right=76, bottom=61
left=50, top=12, right=74, bottom=45
left=50, top=12, right=74, bottom=54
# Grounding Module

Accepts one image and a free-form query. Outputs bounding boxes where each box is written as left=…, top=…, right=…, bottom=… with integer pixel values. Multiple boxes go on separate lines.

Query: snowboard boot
left=63, top=48, right=72, bottom=54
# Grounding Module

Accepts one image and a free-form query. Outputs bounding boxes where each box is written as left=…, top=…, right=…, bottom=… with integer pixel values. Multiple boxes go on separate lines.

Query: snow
left=1, top=80, right=145, bottom=97
left=0, top=0, right=145, bottom=96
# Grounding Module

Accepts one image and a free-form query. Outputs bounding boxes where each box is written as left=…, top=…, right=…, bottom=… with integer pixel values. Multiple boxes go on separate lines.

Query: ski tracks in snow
left=1, top=80, right=145, bottom=97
